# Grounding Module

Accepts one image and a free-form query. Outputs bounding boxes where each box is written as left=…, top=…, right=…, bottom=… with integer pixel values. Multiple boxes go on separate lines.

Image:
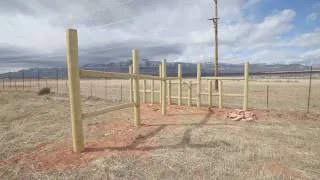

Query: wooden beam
left=66, top=29, right=84, bottom=153
left=80, top=70, right=133, bottom=79
left=82, top=103, right=135, bottom=119
left=202, top=77, right=244, bottom=80
left=178, top=64, right=182, bottom=106
left=132, top=49, right=141, bottom=126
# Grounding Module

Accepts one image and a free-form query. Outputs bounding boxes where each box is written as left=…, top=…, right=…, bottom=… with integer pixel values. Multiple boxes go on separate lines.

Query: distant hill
left=0, top=60, right=316, bottom=79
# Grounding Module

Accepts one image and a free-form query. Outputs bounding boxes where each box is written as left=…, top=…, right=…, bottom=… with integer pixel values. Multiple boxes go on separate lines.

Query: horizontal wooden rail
left=139, top=74, right=162, bottom=80
left=80, top=70, right=163, bottom=80
left=200, top=93, right=219, bottom=96
left=167, top=77, right=179, bottom=80
left=224, top=93, right=244, bottom=97
left=82, top=103, right=135, bottom=119
left=80, top=70, right=133, bottom=79
left=202, top=77, right=244, bottom=80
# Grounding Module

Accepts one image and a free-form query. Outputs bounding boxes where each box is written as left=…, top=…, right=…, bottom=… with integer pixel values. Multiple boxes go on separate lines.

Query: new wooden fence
left=66, top=28, right=250, bottom=153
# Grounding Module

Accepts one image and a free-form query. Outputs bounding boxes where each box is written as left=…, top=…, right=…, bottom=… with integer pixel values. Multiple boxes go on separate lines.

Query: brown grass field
left=0, top=78, right=319, bottom=179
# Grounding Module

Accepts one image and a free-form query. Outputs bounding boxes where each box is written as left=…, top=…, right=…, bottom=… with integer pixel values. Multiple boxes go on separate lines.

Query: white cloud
left=306, top=12, right=318, bottom=23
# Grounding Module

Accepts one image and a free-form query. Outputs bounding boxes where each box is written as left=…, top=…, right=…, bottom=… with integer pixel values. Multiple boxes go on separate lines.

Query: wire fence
left=0, top=66, right=319, bottom=113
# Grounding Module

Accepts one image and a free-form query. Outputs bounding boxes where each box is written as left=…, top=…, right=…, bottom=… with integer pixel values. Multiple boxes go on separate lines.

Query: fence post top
left=67, top=28, right=77, bottom=32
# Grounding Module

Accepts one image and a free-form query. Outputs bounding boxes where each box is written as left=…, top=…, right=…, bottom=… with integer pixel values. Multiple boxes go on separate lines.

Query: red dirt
left=263, top=163, right=304, bottom=179
left=3, top=104, right=265, bottom=171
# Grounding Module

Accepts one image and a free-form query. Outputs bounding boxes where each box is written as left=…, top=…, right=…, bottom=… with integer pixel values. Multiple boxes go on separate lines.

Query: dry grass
left=0, top=91, right=319, bottom=179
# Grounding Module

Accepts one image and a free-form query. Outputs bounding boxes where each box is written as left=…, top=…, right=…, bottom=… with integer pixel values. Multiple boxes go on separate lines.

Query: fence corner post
left=132, top=49, right=141, bottom=126
left=66, top=28, right=84, bottom=153
left=159, top=64, right=162, bottom=104
left=243, top=62, right=249, bottom=111
left=178, top=64, right=182, bottom=106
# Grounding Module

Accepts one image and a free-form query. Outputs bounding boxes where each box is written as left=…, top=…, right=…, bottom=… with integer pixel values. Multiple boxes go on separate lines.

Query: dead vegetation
left=0, top=91, right=319, bottom=179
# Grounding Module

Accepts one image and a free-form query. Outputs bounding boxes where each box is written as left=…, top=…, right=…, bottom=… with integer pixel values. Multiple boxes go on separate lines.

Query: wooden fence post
left=151, top=80, right=154, bottom=104
left=105, top=78, right=107, bottom=99
left=197, top=64, right=202, bottom=107
left=132, top=49, right=141, bottom=126
left=208, top=80, right=212, bottom=107
left=188, top=81, right=192, bottom=106
left=219, top=80, right=223, bottom=109
left=243, top=62, right=249, bottom=111
left=2, top=80, right=4, bottom=89
left=168, top=80, right=171, bottom=105
left=66, top=28, right=84, bottom=153
left=159, top=64, right=162, bottom=104
left=129, top=66, right=133, bottom=102
left=161, top=59, right=167, bottom=115
left=178, top=64, right=182, bottom=106
left=143, top=79, right=147, bottom=103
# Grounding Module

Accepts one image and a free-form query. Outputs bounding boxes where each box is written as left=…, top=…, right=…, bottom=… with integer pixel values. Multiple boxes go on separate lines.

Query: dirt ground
left=0, top=90, right=319, bottom=179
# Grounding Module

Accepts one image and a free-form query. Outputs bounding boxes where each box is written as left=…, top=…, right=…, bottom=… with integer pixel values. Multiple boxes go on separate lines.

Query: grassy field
left=0, top=90, right=319, bottom=179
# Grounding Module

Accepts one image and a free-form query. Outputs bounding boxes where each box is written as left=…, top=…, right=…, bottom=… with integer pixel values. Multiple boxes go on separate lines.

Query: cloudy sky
left=0, top=0, right=320, bottom=71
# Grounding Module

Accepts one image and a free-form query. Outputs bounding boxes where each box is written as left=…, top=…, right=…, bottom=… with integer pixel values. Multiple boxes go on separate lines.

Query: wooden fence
left=66, top=28, right=249, bottom=153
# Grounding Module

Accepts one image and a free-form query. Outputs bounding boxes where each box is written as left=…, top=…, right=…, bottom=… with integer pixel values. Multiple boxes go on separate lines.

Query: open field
left=0, top=91, right=319, bottom=179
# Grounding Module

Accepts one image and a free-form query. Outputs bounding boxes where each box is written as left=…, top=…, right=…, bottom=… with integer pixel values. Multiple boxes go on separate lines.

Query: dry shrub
left=37, top=87, right=51, bottom=95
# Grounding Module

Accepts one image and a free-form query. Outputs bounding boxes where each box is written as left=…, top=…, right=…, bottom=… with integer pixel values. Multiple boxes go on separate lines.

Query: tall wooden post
left=161, top=59, right=167, bottom=115
left=66, top=29, right=84, bottom=153
left=143, top=80, right=147, bottom=103
left=159, top=64, right=162, bottom=104
left=132, top=49, right=141, bottom=126
left=151, top=80, right=154, bottom=104
left=188, top=81, right=192, bottom=106
left=168, top=80, right=171, bottom=105
left=197, top=64, right=202, bottom=107
left=178, top=64, right=182, bottom=106
left=219, top=80, right=223, bottom=109
left=208, top=80, right=212, bottom=107
left=129, top=66, right=133, bottom=102
left=243, top=62, right=249, bottom=111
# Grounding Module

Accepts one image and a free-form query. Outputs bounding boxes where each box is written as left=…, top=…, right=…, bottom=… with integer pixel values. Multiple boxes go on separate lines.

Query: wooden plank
left=80, top=70, right=133, bottom=79
left=224, top=93, right=244, bottom=97
left=82, top=103, right=135, bottom=119
left=133, top=49, right=141, bottom=126
left=139, top=74, right=162, bottom=80
left=66, top=29, right=84, bottom=153
left=178, top=64, right=182, bottom=106
left=202, top=77, right=244, bottom=80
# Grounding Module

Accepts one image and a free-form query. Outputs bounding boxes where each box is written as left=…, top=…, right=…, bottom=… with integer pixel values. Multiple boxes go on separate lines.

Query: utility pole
left=208, top=0, right=219, bottom=91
